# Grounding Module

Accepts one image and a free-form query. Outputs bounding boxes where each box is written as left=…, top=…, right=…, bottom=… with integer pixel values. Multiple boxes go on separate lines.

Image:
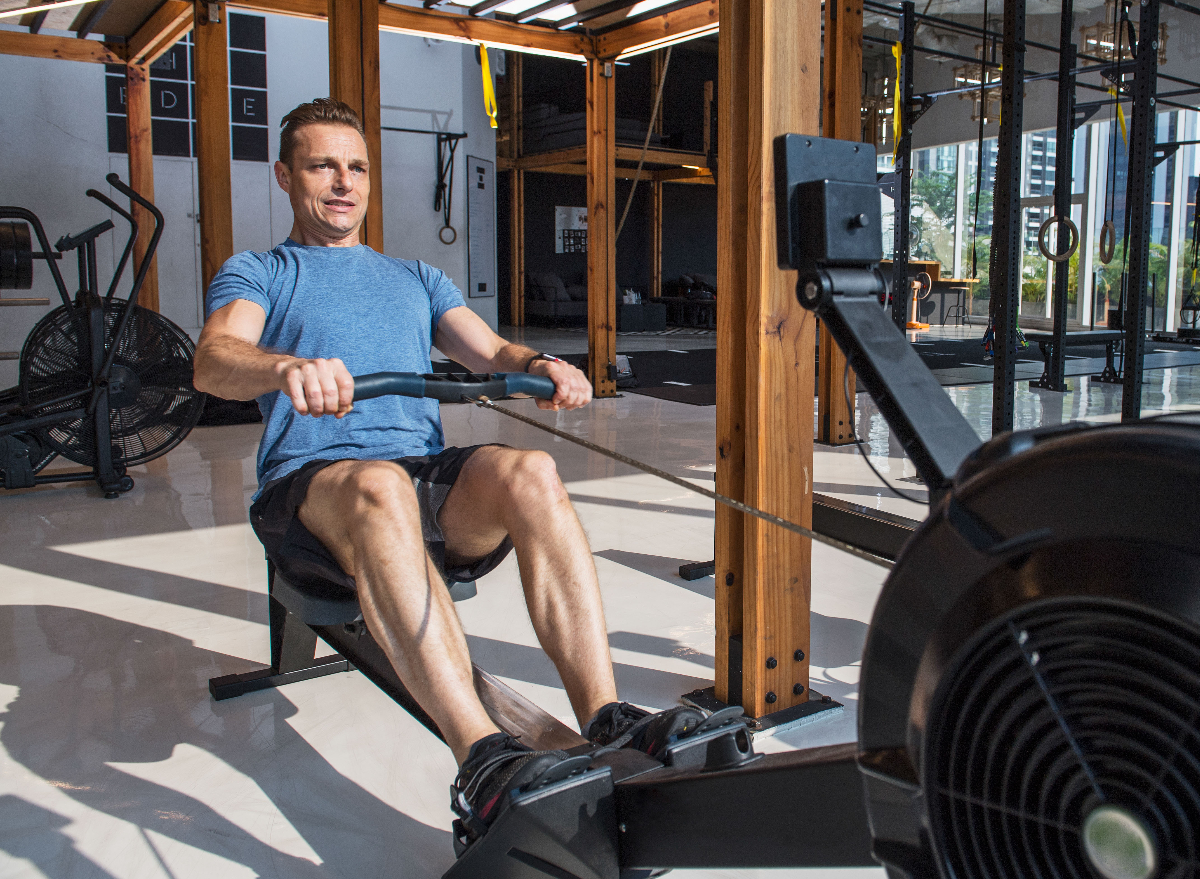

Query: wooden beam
left=125, top=63, right=159, bottom=313
left=614, top=145, right=707, bottom=167
left=715, top=0, right=819, bottom=718
left=193, top=0, right=234, bottom=291
left=509, top=170, right=525, bottom=326
left=653, top=166, right=712, bottom=182
left=586, top=58, right=617, bottom=398
left=594, top=0, right=718, bottom=59
left=0, top=29, right=124, bottom=64
left=329, top=0, right=384, bottom=252
left=649, top=180, right=662, bottom=299
left=229, top=0, right=326, bottom=19
left=127, top=0, right=193, bottom=66
left=816, top=0, right=862, bottom=445
left=378, top=2, right=592, bottom=60
left=506, top=146, right=588, bottom=170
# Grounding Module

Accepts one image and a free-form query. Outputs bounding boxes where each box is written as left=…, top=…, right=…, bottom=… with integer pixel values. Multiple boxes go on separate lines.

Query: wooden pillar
left=816, top=0, right=863, bottom=444
left=328, top=0, right=384, bottom=252
left=715, top=0, right=819, bottom=717
left=506, top=53, right=525, bottom=326
left=125, top=62, right=159, bottom=312
left=193, top=0, right=234, bottom=291
left=587, top=58, right=617, bottom=398
left=510, top=170, right=525, bottom=325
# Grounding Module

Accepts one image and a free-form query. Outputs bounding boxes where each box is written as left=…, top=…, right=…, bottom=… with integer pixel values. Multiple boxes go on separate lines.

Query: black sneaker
left=450, top=733, right=575, bottom=857
left=584, top=702, right=711, bottom=758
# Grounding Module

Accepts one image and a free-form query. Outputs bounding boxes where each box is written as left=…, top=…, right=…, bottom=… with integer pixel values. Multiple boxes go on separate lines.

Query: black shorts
left=248, top=445, right=514, bottom=594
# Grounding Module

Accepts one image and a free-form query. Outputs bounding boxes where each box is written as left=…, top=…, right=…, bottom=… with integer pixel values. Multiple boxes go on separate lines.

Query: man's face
left=275, top=123, right=370, bottom=246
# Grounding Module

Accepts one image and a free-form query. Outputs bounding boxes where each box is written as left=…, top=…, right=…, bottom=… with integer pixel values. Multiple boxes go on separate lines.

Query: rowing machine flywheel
left=19, top=301, right=204, bottom=467
left=856, top=418, right=1200, bottom=879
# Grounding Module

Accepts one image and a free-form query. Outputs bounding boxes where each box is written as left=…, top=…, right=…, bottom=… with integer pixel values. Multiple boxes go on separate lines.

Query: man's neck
left=288, top=222, right=361, bottom=247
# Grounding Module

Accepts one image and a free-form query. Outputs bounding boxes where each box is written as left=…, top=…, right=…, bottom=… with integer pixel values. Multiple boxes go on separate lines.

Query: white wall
left=0, top=14, right=497, bottom=390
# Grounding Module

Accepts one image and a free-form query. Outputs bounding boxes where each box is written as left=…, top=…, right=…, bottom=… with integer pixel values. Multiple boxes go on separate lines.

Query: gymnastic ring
left=912, top=271, right=933, bottom=299
left=1037, top=215, right=1079, bottom=263
left=439, top=225, right=457, bottom=245
left=1099, top=219, right=1117, bottom=264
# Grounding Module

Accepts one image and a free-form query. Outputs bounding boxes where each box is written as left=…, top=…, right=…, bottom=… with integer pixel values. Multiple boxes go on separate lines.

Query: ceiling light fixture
left=0, top=0, right=96, bottom=20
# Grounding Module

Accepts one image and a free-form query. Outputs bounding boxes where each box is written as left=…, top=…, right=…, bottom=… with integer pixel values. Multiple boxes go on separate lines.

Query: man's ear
left=274, top=160, right=290, bottom=193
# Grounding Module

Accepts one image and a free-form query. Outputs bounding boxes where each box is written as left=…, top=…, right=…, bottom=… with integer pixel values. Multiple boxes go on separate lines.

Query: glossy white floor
left=3, top=330, right=1200, bottom=879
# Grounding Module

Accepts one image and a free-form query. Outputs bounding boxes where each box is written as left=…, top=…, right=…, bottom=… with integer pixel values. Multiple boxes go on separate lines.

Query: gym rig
left=212, top=137, right=1200, bottom=879
left=0, top=175, right=204, bottom=497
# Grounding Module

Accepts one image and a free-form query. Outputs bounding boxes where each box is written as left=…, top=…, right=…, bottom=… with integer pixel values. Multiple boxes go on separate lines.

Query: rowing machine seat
left=269, top=569, right=478, bottom=627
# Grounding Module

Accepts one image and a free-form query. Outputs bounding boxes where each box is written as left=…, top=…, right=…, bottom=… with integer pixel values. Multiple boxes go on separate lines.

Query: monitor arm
left=774, top=134, right=981, bottom=497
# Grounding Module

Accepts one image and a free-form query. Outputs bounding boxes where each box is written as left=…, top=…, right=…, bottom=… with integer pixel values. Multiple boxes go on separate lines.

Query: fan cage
left=925, top=599, right=1200, bottom=879
left=19, top=302, right=204, bottom=467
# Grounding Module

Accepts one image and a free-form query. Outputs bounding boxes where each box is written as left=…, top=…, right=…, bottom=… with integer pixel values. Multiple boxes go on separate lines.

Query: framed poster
left=467, top=156, right=496, bottom=298
left=555, top=206, right=588, bottom=254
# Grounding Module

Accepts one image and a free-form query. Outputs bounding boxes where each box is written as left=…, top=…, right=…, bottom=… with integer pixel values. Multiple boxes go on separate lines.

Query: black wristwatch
left=524, top=352, right=565, bottom=372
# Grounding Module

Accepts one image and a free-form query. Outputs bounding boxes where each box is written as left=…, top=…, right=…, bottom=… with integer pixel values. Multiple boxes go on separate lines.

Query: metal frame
left=1122, top=0, right=1162, bottom=421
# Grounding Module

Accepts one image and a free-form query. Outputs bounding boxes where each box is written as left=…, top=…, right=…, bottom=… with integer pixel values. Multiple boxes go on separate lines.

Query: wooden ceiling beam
left=228, top=0, right=327, bottom=20
left=378, top=2, right=592, bottom=59
left=0, top=28, right=124, bottom=63
left=593, top=0, right=717, bottom=59
left=127, top=0, right=193, bottom=66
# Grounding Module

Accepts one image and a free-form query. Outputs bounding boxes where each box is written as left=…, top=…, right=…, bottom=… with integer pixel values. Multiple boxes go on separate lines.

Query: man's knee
left=500, top=450, right=567, bottom=506
left=344, top=461, right=418, bottom=519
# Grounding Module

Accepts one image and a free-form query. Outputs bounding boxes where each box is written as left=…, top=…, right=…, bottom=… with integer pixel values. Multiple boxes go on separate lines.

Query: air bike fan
left=0, top=174, right=203, bottom=497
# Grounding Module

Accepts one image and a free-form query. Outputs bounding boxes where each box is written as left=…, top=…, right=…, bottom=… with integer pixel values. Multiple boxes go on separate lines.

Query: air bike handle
left=352, top=372, right=556, bottom=403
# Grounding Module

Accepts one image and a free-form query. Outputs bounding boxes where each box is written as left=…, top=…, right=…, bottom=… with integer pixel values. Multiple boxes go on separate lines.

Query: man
left=194, top=98, right=706, bottom=857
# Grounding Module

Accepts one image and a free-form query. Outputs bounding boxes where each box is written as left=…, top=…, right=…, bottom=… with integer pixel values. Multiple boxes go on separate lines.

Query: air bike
left=210, top=136, right=1200, bottom=879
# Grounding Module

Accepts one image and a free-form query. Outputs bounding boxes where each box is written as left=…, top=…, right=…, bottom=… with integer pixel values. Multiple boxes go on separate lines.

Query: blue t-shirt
left=205, top=239, right=466, bottom=496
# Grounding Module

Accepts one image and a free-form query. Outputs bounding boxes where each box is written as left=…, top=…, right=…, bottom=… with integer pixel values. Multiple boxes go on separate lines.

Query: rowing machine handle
left=352, top=372, right=556, bottom=403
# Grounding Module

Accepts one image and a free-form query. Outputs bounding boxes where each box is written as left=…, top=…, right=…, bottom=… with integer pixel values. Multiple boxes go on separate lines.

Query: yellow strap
left=1108, top=86, right=1128, bottom=145
left=892, top=42, right=902, bottom=160
left=480, top=43, right=499, bottom=130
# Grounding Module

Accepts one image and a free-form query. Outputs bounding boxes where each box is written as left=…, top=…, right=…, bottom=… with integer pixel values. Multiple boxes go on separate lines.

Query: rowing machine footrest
left=444, top=765, right=618, bottom=879
left=659, top=714, right=759, bottom=772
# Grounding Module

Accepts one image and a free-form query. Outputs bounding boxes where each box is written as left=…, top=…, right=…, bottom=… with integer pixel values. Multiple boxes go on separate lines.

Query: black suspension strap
left=470, top=397, right=895, bottom=570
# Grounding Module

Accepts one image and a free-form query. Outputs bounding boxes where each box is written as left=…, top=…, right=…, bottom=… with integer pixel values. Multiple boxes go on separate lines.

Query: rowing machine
left=212, top=136, right=1200, bottom=879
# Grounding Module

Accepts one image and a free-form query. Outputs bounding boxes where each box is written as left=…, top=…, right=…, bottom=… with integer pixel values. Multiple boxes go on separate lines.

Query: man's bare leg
left=439, top=446, right=618, bottom=729
left=298, top=459, right=499, bottom=764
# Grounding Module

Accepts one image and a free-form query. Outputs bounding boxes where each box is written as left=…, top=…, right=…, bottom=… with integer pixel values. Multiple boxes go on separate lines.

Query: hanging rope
left=616, top=46, right=673, bottom=241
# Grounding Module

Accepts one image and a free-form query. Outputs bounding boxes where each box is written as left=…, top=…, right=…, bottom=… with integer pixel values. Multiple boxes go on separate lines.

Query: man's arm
left=433, top=306, right=591, bottom=411
left=194, top=299, right=354, bottom=417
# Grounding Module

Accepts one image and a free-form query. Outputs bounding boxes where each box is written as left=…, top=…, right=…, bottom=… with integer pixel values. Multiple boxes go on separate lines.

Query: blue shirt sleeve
left=416, top=260, right=467, bottom=337
left=205, top=251, right=273, bottom=320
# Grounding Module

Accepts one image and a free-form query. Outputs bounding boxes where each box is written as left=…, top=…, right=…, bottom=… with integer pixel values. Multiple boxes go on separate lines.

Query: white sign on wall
left=555, top=206, right=588, bottom=254
left=467, top=156, right=496, bottom=299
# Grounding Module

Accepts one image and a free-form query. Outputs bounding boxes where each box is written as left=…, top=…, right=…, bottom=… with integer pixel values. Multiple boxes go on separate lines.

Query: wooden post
left=510, top=170, right=525, bottom=325
left=587, top=58, right=617, bottom=398
left=193, top=0, right=234, bottom=291
left=329, top=0, right=384, bottom=252
left=125, top=62, right=159, bottom=312
left=816, top=0, right=862, bottom=445
left=715, top=0, right=819, bottom=717
left=506, top=53, right=525, bottom=326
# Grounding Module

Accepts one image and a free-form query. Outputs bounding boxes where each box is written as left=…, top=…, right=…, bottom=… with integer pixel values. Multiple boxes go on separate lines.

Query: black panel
left=230, top=88, right=268, bottom=125
left=105, top=74, right=126, bottom=114
left=152, top=118, right=192, bottom=158
left=229, top=12, right=266, bottom=51
left=232, top=125, right=269, bottom=163
left=152, top=79, right=190, bottom=120
left=230, top=50, right=267, bottom=89
left=107, top=115, right=127, bottom=154
left=150, top=43, right=189, bottom=81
